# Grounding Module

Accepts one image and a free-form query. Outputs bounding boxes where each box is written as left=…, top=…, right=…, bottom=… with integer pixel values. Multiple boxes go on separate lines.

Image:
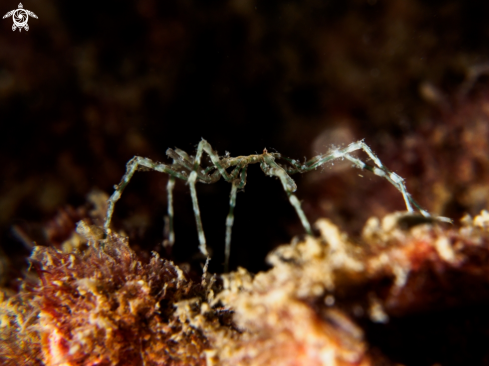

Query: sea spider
left=104, top=139, right=451, bottom=271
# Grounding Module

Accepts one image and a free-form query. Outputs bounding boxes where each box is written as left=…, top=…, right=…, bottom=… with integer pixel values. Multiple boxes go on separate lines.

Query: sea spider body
left=105, top=139, right=450, bottom=271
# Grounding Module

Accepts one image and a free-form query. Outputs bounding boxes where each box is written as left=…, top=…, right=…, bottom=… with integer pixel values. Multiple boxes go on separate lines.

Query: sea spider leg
left=224, top=165, right=248, bottom=272
left=296, top=142, right=418, bottom=212
left=188, top=139, right=253, bottom=258
left=342, top=152, right=450, bottom=222
left=336, top=143, right=434, bottom=218
left=164, top=148, right=212, bottom=250
left=355, top=160, right=452, bottom=223
left=166, top=148, right=217, bottom=183
left=225, top=183, right=238, bottom=272
left=190, top=139, right=270, bottom=269
left=315, top=142, right=418, bottom=214
left=261, top=153, right=313, bottom=235
left=281, top=140, right=451, bottom=223
left=165, top=176, right=175, bottom=248
left=188, top=141, right=209, bottom=257
left=105, top=156, right=188, bottom=232
left=194, top=139, right=235, bottom=181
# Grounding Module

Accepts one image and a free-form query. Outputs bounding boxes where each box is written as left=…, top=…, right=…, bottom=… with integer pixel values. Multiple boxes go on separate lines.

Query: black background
left=1, top=0, right=489, bottom=275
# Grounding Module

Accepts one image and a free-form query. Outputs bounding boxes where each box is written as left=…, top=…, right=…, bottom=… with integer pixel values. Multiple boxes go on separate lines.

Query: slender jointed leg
left=338, top=142, right=438, bottom=219
left=165, top=176, right=175, bottom=248
left=105, top=156, right=188, bottom=232
left=198, top=139, right=235, bottom=182
left=282, top=140, right=451, bottom=223
left=262, top=153, right=313, bottom=235
left=224, top=165, right=248, bottom=272
left=224, top=184, right=238, bottom=272
left=188, top=140, right=210, bottom=257
left=188, top=139, right=255, bottom=260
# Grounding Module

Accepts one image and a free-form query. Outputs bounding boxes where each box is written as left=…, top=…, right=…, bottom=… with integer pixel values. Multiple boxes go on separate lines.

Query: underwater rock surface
left=2, top=210, right=489, bottom=365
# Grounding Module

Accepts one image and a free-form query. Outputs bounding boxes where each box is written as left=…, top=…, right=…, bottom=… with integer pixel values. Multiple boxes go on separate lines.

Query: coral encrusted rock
left=3, top=210, right=489, bottom=365
left=0, top=221, right=225, bottom=366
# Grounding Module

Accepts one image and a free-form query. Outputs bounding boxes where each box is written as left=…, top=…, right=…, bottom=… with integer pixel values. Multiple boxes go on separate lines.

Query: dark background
left=1, top=0, right=489, bottom=277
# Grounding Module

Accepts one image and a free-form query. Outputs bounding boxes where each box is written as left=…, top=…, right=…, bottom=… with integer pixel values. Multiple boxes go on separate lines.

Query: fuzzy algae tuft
left=3, top=211, right=489, bottom=365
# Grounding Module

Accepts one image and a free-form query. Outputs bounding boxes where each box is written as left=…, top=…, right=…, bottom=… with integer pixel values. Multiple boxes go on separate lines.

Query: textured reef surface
left=3, top=209, right=489, bottom=365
